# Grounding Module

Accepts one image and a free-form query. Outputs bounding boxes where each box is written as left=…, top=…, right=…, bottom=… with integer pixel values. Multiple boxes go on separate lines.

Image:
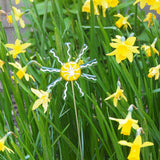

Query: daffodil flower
left=150, top=1, right=160, bottom=14
left=119, top=128, right=154, bottom=160
left=141, top=38, right=159, bottom=57
left=0, top=10, right=12, bottom=26
left=82, top=0, right=119, bottom=17
left=109, top=104, right=139, bottom=135
left=105, top=84, right=127, bottom=107
left=133, top=0, right=147, bottom=9
left=40, top=43, right=97, bottom=100
left=12, top=7, right=25, bottom=28
left=31, top=88, right=50, bottom=113
left=0, top=132, right=16, bottom=153
left=0, top=59, right=5, bottom=72
left=5, top=39, right=31, bottom=59
left=114, top=13, right=132, bottom=29
left=9, top=62, right=35, bottom=82
left=107, top=35, right=139, bottom=63
left=143, top=12, right=156, bottom=28
left=148, top=64, right=160, bottom=80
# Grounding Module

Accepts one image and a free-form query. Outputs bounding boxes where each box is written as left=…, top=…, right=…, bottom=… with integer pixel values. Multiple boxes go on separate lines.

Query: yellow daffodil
left=40, top=43, right=97, bottom=100
left=114, top=13, right=132, bottom=29
left=82, top=0, right=100, bottom=16
left=0, top=59, right=5, bottom=72
left=30, top=0, right=34, bottom=2
left=119, top=128, right=154, bottom=160
left=82, top=0, right=119, bottom=17
left=105, top=85, right=127, bottom=107
left=9, top=62, right=35, bottom=82
left=150, top=2, right=160, bottom=14
left=0, top=132, right=16, bottom=153
left=31, top=88, right=50, bottom=113
left=147, top=0, right=156, bottom=5
left=148, top=64, right=160, bottom=80
left=12, top=7, right=25, bottom=28
left=143, top=12, right=156, bottom=27
left=107, top=35, right=139, bottom=63
left=0, top=10, right=12, bottom=26
left=7, top=15, right=13, bottom=25
left=5, top=39, right=31, bottom=59
left=15, top=0, right=20, bottom=4
left=109, top=104, right=139, bottom=135
left=141, top=38, right=159, bottom=57
left=133, top=0, right=147, bottom=9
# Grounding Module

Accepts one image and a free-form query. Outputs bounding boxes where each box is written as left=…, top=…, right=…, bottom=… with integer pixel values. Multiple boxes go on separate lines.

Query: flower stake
left=34, top=43, right=97, bottom=159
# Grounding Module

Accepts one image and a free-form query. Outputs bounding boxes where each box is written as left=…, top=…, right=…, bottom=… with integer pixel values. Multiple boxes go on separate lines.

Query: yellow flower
left=82, top=0, right=119, bottom=17
left=7, top=15, right=13, bottom=25
left=119, top=128, right=154, bottom=160
left=0, top=59, right=5, bottom=72
left=30, top=0, right=34, bottom=2
left=147, top=0, right=156, bottom=5
left=31, top=88, right=50, bottom=113
left=40, top=43, right=97, bottom=100
left=109, top=104, right=139, bottom=135
left=148, top=64, right=160, bottom=80
left=5, top=39, right=31, bottom=59
left=0, top=132, right=15, bottom=153
left=107, top=35, right=139, bottom=63
left=82, top=0, right=100, bottom=16
left=9, top=62, right=35, bottom=82
left=133, top=0, right=147, bottom=9
left=114, top=13, right=132, bottom=29
left=141, top=38, right=159, bottom=57
left=105, top=85, right=127, bottom=107
left=12, top=7, right=25, bottom=28
left=15, top=0, right=20, bottom=4
left=143, top=12, right=156, bottom=27
left=150, top=1, right=160, bottom=14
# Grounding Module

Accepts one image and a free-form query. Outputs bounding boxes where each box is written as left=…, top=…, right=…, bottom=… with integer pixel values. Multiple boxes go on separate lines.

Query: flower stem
left=71, top=81, right=83, bottom=160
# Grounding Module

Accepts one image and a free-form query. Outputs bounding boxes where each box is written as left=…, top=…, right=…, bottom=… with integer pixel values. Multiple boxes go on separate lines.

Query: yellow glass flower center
left=60, top=62, right=81, bottom=81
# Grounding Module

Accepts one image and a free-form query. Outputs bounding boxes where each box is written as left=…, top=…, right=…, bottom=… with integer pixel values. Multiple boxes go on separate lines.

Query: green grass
left=0, top=0, right=160, bottom=159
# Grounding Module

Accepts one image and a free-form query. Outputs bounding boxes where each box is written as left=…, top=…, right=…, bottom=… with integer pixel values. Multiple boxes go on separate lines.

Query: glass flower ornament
left=40, top=43, right=97, bottom=100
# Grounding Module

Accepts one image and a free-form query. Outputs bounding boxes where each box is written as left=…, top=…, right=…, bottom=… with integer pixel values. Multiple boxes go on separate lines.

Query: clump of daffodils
left=119, top=128, right=154, bottom=160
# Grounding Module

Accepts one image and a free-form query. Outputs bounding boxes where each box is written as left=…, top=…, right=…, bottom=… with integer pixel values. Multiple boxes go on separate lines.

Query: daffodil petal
left=141, top=142, right=154, bottom=148
left=32, top=99, right=43, bottom=110
left=118, top=140, right=132, bottom=147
